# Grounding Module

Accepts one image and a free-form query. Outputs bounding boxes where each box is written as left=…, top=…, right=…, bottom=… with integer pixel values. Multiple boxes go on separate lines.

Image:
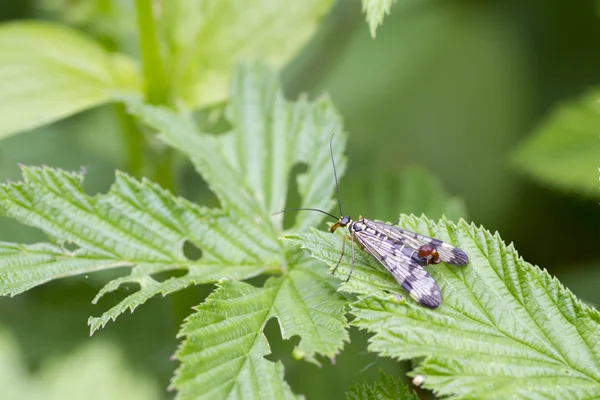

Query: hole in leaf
left=62, top=241, right=79, bottom=253
left=182, top=240, right=203, bottom=261
left=150, top=269, right=188, bottom=283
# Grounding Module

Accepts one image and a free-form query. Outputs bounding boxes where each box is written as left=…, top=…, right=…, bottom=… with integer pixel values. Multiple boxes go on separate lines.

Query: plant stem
left=135, top=0, right=168, bottom=105
left=134, top=0, right=175, bottom=190
left=155, top=147, right=175, bottom=192
left=115, top=103, right=144, bottom=177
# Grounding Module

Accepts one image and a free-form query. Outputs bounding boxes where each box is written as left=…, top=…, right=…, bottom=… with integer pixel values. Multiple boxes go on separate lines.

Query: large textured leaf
left=288, top=215, right=600, bottom=399
left=174, top=262, right=347, bottom=399
left=512, top=89, right=600, bottom=198
left=346, top=370, right=418, bottom=400
left=0, top=167, right=272, bottom=332
left=0, top=64, right=349, bottom=399
left=128, top=63, right=350, bottom=398
left=0, top=21, right=141, bottom=139
left=129, top=62, right=346, bottom=233
left=160, top=0, right=335, bottom=108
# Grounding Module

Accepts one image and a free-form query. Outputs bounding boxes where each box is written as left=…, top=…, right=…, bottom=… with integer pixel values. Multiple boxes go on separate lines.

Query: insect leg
left=345, top=232, right=356, bottom=282
left=331, top=234, right=346, bottom=275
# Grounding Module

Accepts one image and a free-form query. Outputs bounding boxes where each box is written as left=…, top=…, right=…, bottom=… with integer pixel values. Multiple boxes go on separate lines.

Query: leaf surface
left=160, top=0, right=335, bottom=107
left=0, top=22, right=141, bottom=138
left=346, top=370, right=419, bottom=400
left=288, top=215, right=600, bottom=399
left=174, top=261, right=347, bottom=399
left=512, top=90, right=600, bottom=198
left=0, top=63, right=350, bottom=399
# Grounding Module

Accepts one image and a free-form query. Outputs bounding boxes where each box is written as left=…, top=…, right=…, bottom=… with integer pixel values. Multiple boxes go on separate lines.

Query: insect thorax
left=347, top=218, right=365, bottom=233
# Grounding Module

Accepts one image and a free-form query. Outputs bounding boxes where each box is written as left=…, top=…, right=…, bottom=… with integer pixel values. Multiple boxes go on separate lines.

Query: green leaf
left=512, top=89, right=600, bottom=198
left=362, top=0, right=397, bottom=37
left=0, top=21, right=141, bottom=139
left=288, top=215, right=600, bottom=399
left=346, top=370, right=418, bottom=400
left=0, top=329, right=161, bottom=400
left=128, top=62, right=347, bottom=234
left=0, top=64, right=349, bottom=398
left=159, top=0, right=335, bottom=108
left=174, top=265, right=347, bottom=399
left=0, top=167, right=273, bottom=333
left=396, top=167, right=466, bottom=221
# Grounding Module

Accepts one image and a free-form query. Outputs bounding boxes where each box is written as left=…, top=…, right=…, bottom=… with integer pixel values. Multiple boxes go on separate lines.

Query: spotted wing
left=365, top=220, right=468, bottom=265
left=353, top=229, right=442, bottom=308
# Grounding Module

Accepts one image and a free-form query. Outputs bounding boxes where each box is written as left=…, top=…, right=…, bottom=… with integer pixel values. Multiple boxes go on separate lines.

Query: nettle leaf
left=128, top=63, right=349, bottom=398
left=160, top=0, right=335, bottom=108
left=362, top=0, right=397, bottom=38
left=346, top=370, right=418, bottom=400
left=288, top=215, right=600, bottom=399
left=129, top=63, right=346, bottom=233
left=0, top=167, right=273, bottom=332
left=174, top=261, right=346, bottom=399
left=0, top=63, right=349, bottom=399
left=512, top=89, right=600, bottom=198
left=0, top=21, right=141, bottom=139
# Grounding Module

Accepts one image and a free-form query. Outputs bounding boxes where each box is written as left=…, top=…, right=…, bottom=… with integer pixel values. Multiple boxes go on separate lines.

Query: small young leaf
left=346, top=370, right=418, bottom=400
left=160, top=0, right=336, bottom=108
left=362, top=0, right=397, bottom=38
left=512, top=89, right=600, bottom=198
left=289, top=215, right=600, bottom=399
left=0, top=22, right=141, bottom=139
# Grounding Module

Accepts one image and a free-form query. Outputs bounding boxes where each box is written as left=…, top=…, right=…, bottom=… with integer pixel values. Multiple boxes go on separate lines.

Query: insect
left=275, top=136, right=468, bottom=308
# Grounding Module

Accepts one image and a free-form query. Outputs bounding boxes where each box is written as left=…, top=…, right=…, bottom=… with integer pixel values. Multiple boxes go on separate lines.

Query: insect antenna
left=330, top=134, right=343, bottom=216
left=271, top=207, right=338, bottom=221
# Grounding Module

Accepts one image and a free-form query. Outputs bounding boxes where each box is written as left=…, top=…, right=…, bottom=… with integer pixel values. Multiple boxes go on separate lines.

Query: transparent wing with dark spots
left=365, top=220, right=468, bottom=265
left=352, top=229, right=442, bottom=308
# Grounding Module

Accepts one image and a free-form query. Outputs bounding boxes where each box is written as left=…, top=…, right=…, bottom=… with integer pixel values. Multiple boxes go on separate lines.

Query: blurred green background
left=0, top=0, right=599, bottom=398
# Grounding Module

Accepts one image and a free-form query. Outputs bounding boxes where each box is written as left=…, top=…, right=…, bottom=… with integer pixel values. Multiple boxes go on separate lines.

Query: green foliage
left=174, top=274, right=346, bottom=399
left=0, top=21, right=140, bottom=139
left=397, top=167, right=467, bottom=221
left=346, top=370, right=418, bottom=400
left=0, top=0, right=334, bottom=139
left=288, top=215, right=600, bottom=399
left=345, top=167, right=467, bottom=224
left=0, top=329, right=161, bottom=400
left=362, top=0, right=397, bottom=37
left=0, top=64, right=349, bottom=398
left=512, top=89, right=600, bottom=198
left=160, top=0, right=335, bottom=107
left=0, top=166, right=270, bottom=332
left=2, top=1, right=598, bottom=399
